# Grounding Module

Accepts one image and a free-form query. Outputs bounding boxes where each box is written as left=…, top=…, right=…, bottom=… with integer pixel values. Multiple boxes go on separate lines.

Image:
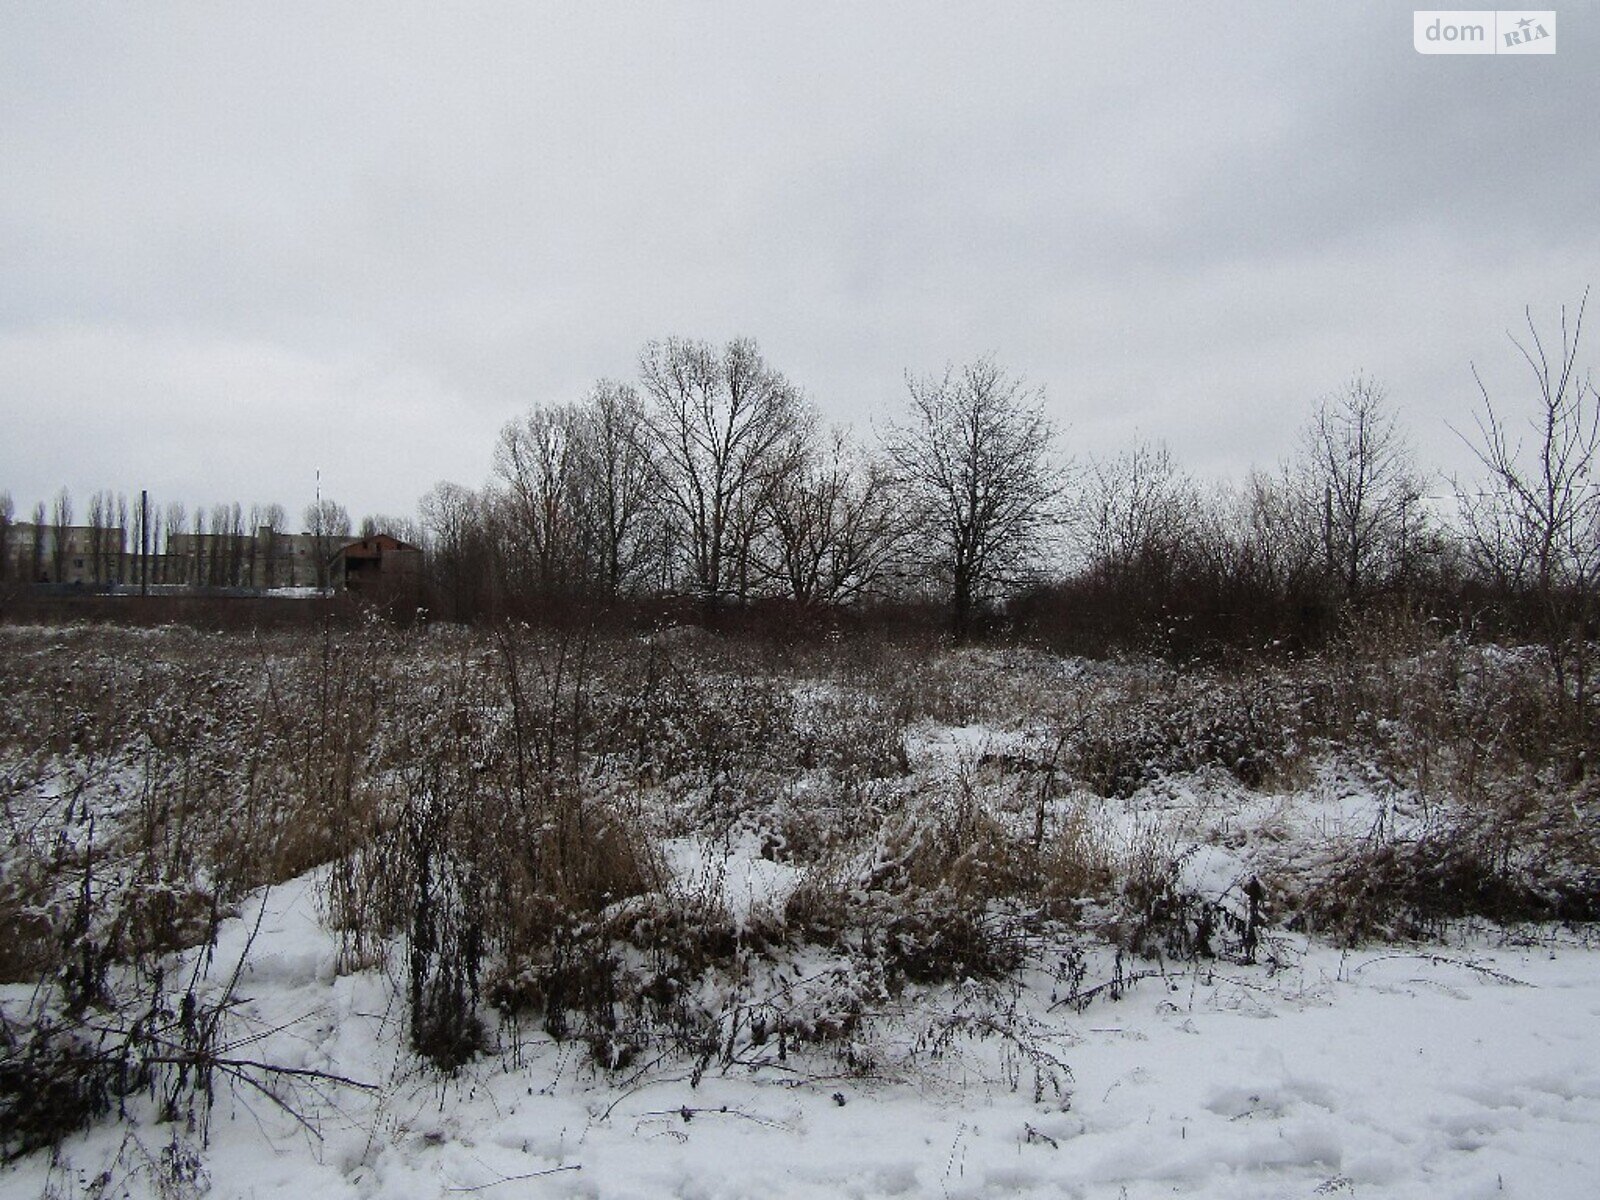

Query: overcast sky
left=2, top=2, right=1596, bottom=526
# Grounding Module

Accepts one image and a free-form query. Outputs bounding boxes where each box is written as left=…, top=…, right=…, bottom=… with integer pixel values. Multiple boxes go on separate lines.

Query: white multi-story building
left=1, top=522, right=118, bottom=585
left=1, top=522, right=338, bottom=591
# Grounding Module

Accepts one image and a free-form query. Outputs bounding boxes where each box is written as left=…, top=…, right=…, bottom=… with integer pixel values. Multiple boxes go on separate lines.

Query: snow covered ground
left=5, top=631, right=1597, bottom=1199
left=7, top=869, right=1598, bottom=1200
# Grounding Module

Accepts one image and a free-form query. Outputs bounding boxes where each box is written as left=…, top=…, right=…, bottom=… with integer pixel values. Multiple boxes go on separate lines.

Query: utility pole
left=315, top=468, right=324, bottom=593
left=140, top=489, right=149, bottom=596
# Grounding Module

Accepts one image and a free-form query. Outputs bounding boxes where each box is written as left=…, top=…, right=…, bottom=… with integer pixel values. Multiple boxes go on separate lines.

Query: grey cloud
left=1, top=2, right=1595, bottom=519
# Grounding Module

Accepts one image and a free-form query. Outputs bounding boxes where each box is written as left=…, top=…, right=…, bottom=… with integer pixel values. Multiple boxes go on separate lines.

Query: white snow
left=660, top=835, right=802, bottom=925
left=5, top=681, right=1597, bottom=1199
left=7, top=868, right=1599, bottom=1200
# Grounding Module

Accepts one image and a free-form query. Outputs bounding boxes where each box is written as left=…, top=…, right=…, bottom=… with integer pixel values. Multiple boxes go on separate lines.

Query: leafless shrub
left=791, top=683, right=908, bottom=785
left=591, top=640, right=795, bottom=783
left=784, top=773, right=1065, bottom=989
left=1282, top=780, right=1600, bottom=944
left=1071, top=669, right=1316, bottom=799
left=317, top=625, right=663, bottom=1069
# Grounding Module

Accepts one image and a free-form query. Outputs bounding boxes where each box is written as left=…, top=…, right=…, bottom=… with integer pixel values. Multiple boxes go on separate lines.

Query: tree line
left=414, top=339, right=1063, bottom=637
left=4, top=297, right=1596, bottom=673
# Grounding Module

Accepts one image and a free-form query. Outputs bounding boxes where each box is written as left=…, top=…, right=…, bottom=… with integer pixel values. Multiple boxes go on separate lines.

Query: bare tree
left=359, top=513, right=427, bottom=545
left=304, top=498, right=352, bottom=590
left=115, top=493, right=129, bottom=585
left=1077, top=440, right=1194, bottom=585
left=255, top=502, right=287, bottom=588
left=247, top=504, right=266, bottom=588
left=421, top=480, right=493, bottom=620
left=207, top=503, right=240, bottom=587
left=758, top=428, right=903, bottom=607
left=49, top=488, right=73, bottom=583
left=493, top=403, right=585, bottom=598
left=226, top=502, right=246, bottom=586
left=131, top=493, right=161, bottom=591
left=87, top=490, right=114, bottom=585
left=885, top=358, right=1065, bottom=637
left=189, top=507, right=209, bottom=586
left=1297, top=375, right=1426, bottom=600
left=639, top=337, right=810, bottom=616
left=0, top=491, right=12, bottom=582
left=163, top=501, right=187, bottom=584
left=29, top=501, right=46, bottom=582
left=1229, top=468, right=1322, bottom=600
left=571, top=380, right=663, bottom=598
left=1458, top=293, right=1600, bottom=724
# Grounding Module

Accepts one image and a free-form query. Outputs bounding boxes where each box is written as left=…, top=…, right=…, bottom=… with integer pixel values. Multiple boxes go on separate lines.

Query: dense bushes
left=1071, top=669, right=1317, bottom=798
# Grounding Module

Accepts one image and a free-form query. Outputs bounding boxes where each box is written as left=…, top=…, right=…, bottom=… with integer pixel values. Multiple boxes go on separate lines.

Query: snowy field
left=4, top=868, right=1597, bottom=1200
left=2, top=625, right=1596, bottom=1198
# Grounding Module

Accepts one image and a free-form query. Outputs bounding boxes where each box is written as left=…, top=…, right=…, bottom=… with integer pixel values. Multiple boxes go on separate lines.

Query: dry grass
left=1, top=614, right=1596, bottom=1154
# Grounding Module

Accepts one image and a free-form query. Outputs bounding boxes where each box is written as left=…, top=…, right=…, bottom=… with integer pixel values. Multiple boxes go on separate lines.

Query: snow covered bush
left=1071, top=668, right=1316, bottom=798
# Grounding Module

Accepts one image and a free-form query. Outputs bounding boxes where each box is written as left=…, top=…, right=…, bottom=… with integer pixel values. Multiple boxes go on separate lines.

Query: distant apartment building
left=1, top=522, right=350, bottom=591
left=1, top=522, right=124, bottom=585
left=163, top=527, right=335, bottom=589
